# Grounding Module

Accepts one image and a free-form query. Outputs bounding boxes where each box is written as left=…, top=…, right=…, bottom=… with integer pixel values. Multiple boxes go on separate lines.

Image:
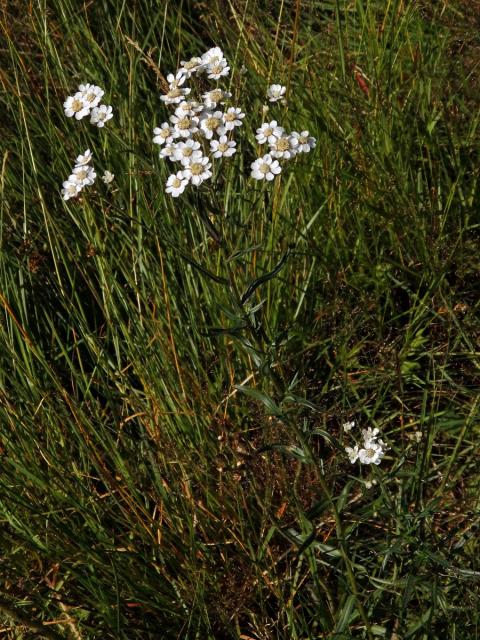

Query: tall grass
left=1, top=0, right=479, bottom=638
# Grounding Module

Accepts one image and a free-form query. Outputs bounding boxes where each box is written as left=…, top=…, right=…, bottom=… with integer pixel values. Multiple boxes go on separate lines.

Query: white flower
left=346, top=427, right=388, bottom=466
left=255, top=120, right=284, bottom=144
left=362, top=428, right=379, bottom=444
left=267, top=84, right=286, bottom=102
left=210, top=135, right=236, bottom=158
left=169, top=114, right=199, bottom=138
left=269, top=134, right=298, bottom=159
left=219, top=107, right=245, bottom=133
left=61, top=179, right=82, bottom=200
left=153, top=123, right=174, bottom=145
left=199, top=111, right=224, bottom=139
left=202, top=88, right=231, bottom=108
left=166, top=71, right=187, bottom=88
left=358, top=442, right=385, bottom=465
left=201, top=47, right=225, bottom=67
left=166, top=171, right=189, bottom=197
left=178, top=57, right=205, bottom=78
left=63, top=92, right=90, bottom=120
left=159, top=142, right=177, bottom=160
left=78, top=83, right=104, bottom=109
left=172, top=139, right=201, bottom=165
left=160, top=85, right=191, bottom=104
left=71, top=165, right=96, bottom=187
left=90, top=104, right=113, bottom=127
left=182, top=156, right=212, bottom=186
left=250, top=154, right=282, bottom=181
left=291, top=130, right=316, bottom=153
left=343, top=420, right=355, bottom=432
left=206, top=59, right=230, bottom=80
left=74, top=149, right=92, bottom=167
left=345, top=444, right=360, bottom=464
left=102, top=170, right=114, bottom=184
left=174, top=101, right=203, bottom=117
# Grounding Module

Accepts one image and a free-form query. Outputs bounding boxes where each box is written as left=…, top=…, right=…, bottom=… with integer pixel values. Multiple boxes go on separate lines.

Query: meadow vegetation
left=1, top=0, right=479, bottom=637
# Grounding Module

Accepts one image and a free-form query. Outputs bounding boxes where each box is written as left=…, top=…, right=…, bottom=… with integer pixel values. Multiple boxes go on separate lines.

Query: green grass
left=1, top=0, right=479, bottom=638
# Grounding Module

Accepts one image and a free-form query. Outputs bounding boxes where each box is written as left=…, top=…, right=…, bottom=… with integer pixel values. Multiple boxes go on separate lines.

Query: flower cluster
left=154, top=47, right=244, bottom=197
left=61, top=149, right=96, bottom=201
left=63, top=83, right=113, bottom=127
left=251, top=119, right=316, bottom=181
left=345, top=427, right=388, bottom=466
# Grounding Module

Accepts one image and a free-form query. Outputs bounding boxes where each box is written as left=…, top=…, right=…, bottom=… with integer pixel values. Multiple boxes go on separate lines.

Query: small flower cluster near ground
left=345, top=426, right=388, bottom=465
left=154, top=47, right=244, bottom=197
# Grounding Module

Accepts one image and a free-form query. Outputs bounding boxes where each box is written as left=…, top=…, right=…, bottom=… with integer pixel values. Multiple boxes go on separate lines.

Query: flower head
left=170, top=114, right=199, bottom=138
left=74, top=149, right=92, bottom=167
left=255, top=120, right=284, bottom=144
left=178, top=57, right=205, bottom=78
left=199, top=111, right=224, bottom=139
left=78, top=83, right=104, bottom=109
left=250, top=154, right=282, bottom=181
left=210, top=135, right=236, bottom=158
left=160, top=85, right=191, bottom=104
left=167, top=71, right=187, bottom=89
left=182, top=156, right=212, bottom=186
left=219, top=107, right=245, bottom=133
left=90, top=104, right=113, bottom=127
left=206, top=59, right=230, bottom=80
left=166, top=171, right=189, bottom=197
left=71, top=165, right=96, bottom=187
left=174, top=101, right=203, bottom=117
left=202, top=88, right=232, bottom=109
left=269, top=134, right=298, bottom=159
left=291, top=130, right=316, bottom=154
left=64, top=92, right=90, bottom=120
left=267, top=84, right=286, bottom=102
left=172, top=139, right=202, bottom=165
left=201, top=47, right=225, bottom=67
left=153, top=123, right=174, bottom=145
left=159, top=142, right=177, bottom=160
left=61, top=179, right=82, bottom=201
left=102, top=170, right=115, bottom=185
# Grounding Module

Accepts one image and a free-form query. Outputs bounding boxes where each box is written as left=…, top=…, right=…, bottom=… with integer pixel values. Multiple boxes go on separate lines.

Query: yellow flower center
left=177, top=117, right=191, bottom=130
left=183, top=147, right=193, bottom=157
left=172, top=177, right=181, bottom=188
left=218, top=143, right=229, bottom=152
left=209, top=90, right=222, bottom=102
left=275, top=138, right=290, bottom=152
left=205, top=117, right=220, bottom=130
left=260, top=163, right=270, bottom=173
left=71, top=99, right=83, bottom=112
left=190, top=163, right=203, bottom=176
left=167, top=88, right=182, bottom=99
